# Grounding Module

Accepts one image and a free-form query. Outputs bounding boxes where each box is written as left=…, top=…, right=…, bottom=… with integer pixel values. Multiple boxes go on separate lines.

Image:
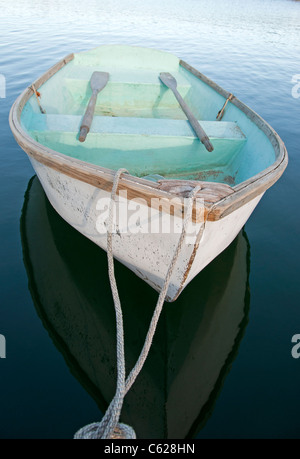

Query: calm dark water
left=0, top=0, right=300, bottom=439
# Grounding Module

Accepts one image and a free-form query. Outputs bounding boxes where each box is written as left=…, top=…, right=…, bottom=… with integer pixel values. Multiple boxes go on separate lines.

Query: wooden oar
left=79, top=71, right=109, bottom=142
left=159, top=72, right=214, bottom=152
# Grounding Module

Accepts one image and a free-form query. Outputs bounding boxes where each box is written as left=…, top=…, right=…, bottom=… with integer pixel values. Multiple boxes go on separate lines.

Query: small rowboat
left=10, top=45, right=288, bottom=301
left=21, top=176, right=250, bottom=438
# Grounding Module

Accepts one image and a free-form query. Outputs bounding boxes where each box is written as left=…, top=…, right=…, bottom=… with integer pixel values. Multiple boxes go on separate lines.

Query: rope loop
left=30, top=84, right=46, bottom=114
left=74, top=422, right=136, bottom=439
left=74, top=169, right=203, bottom=439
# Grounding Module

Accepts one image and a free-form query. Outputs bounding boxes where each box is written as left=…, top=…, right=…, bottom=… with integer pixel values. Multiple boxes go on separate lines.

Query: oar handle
left=173, top=89, right=214, bottom=152
left=79, top=91, right=98, bottom=142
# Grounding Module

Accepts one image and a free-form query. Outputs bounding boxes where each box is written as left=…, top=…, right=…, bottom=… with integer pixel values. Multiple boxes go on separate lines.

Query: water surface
left=0, top=0, right=299, bottom=439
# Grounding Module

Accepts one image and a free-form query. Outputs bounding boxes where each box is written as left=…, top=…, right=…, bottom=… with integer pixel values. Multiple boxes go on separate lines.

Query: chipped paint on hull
left=30, top=157, right=263, bottom=301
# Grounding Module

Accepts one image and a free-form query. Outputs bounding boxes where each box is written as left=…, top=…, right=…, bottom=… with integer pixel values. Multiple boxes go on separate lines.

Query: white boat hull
left=30, top=157, right=263, bottom=301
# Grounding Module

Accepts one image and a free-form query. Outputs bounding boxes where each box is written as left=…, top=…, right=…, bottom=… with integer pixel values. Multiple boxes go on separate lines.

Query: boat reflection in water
left=21, top=176, right=251, bottom=439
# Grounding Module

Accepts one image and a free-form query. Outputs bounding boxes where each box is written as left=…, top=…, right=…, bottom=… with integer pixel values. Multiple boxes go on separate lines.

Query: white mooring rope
left=74, top=169, right=202, bottom=439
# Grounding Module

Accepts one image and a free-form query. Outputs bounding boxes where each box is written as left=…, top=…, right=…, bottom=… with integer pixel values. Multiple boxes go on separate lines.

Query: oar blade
left=90, top=71, right=109, bottom=93
left=159, top=72, right=177, bottom=91
left=78, top=72, right=109, bottom=142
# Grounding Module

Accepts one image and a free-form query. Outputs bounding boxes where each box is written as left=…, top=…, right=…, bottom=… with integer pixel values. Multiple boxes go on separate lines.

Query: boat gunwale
left=9, top=47, right=288, bottom=223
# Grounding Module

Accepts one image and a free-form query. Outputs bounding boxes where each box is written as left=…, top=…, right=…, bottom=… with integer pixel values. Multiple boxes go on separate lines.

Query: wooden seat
left=28, top=114, right=245, bottom=140
left=27, top=115, right=246, bottom=184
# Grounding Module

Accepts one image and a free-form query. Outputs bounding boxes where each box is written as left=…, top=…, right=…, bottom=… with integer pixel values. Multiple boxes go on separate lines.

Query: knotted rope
left=74, top=169, right=201, bottom=439
left=216, top=93, right=234, bottom=121
left=30, top=84, right=46, bottom=114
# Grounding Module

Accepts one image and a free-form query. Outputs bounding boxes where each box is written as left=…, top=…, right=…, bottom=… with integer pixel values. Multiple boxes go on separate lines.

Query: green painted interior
left=30, top=131, right=245, bottom=182
left=20, top=45, right=278, bottom=185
